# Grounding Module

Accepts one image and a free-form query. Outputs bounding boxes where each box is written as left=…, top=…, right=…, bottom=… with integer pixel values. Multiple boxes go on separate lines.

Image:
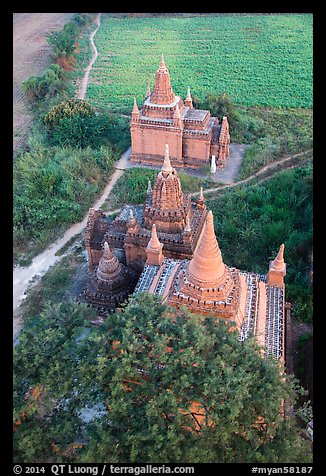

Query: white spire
left=161, top=144, right=173, bottom=174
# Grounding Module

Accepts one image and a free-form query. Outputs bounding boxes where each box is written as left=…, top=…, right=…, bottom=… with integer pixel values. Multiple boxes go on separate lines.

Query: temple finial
left=267, top=243, right=286, bottom=287
left=132, top=97, right=140, bottom=116
left=199, top=186, right=204, bottom=201
left=185, top=85, right=193, bottom=109
left=162, top=144, right=173, bottom=174
left=147, top=179, right=152, bottom=194
left=271, top=244, right=285, bottom=271
left=146, top=84, right=151, bottom=98
left=146, top=224, right=164, bottom=266
left=159, top=53, right=166, bottom=69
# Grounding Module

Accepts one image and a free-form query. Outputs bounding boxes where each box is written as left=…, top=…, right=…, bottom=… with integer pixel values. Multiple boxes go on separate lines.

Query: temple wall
left=182, top=135, right=211, bottom=165
left=130, top=124, right=183, bottom=162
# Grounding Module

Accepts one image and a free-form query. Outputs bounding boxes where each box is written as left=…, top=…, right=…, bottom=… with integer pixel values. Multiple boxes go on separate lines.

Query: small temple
left=130, top=54, right=230, bottom=169
left=80, top=241, right=137, bottom=315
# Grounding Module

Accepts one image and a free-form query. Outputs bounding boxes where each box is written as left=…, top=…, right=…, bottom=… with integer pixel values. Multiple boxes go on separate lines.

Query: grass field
left=87, top=14, right=313, bottom=112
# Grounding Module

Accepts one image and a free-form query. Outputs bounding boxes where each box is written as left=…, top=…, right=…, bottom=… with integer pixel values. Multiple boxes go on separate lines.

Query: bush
left=13, top=145, right=116, bottom=261
left=74, top=13, right=93, bottom=26
left=46, top=29, right=76, bottom=58
left=44, top=99, right=95, bottom=126
left=22, top=64, right=67, bottom=103
left=44, top=101, right=131, bottom=151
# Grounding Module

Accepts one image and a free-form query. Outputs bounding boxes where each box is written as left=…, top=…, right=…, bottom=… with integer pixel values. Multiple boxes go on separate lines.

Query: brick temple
left=82, top=145, right=287, bottom=363
left=85, top=144, right=208, bottom=274
left=135, top=210, right=287, bottom=361
left=130, top=55, right=230, bottom=169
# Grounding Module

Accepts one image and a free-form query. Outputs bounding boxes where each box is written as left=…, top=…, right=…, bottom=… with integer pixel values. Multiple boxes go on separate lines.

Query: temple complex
left=130, top=55, right=230, bottom=169
left=85, top=144, right=208, bottom=274
left=134, top=211, right=287, bottom=361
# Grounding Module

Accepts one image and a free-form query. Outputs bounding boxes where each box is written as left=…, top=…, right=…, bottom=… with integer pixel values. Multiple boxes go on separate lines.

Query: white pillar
left=211, top=155, right=216, bottom=174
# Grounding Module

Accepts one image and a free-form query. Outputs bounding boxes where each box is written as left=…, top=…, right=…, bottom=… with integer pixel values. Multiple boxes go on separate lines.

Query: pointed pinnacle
left=162, top=144, right=173, bottom=173
left=147, top=180, right=152, bottom=193
left=103, top=241, right=113, bottom=259
left=147, top=223, right=162, bottom=250
left=159, top=53, right=166, bottom=69
left=174, top=103, right=181, bottom=118
left=186, top=86, right=192, bottom=100
left=132, top=97, right=139, bottom=114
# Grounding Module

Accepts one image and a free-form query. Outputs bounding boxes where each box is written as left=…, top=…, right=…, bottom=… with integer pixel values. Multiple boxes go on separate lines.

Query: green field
left=87, top=14, right=313, bottom=112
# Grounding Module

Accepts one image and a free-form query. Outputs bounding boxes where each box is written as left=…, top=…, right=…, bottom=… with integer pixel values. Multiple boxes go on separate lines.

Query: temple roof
left=184, top=108, right=208, bottom=122
left=150, top=55, right=176, bottom=105
left=96, top=242, right=123, bottom=282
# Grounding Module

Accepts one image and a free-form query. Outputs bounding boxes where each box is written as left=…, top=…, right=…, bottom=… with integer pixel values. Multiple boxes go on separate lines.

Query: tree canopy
left=13, top=294, right=312, bottom=463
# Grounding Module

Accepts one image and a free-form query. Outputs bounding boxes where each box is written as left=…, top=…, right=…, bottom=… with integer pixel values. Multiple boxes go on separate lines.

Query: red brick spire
left=173, top=104, right=182, bottom=126
left=184, top=86, right=193, bottom=109
left=150, top=55, right=175, bottom=105
left=267, top=244, right=286, bottom=287
left=131, top=97, right=140, bottom=119
left=146, top=224, right=164, bottom=266
left=188, top=211, right=226, bottom=285
left=270, top=244, right=286, bottom=272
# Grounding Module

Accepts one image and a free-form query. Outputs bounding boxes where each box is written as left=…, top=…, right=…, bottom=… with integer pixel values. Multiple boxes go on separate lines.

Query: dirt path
left=13, top=145, right=130, bottom=339
left=189, top=149, right=312, bottom=198
left=76, top=13, right=101, bottom=100
left=13, top=13, right=75, bottom=153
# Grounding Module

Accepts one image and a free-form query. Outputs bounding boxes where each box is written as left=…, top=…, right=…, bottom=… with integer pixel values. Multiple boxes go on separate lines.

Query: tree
left=79, top=293, right=312, bottom=463
left=46, top=29, right=76, bottom=58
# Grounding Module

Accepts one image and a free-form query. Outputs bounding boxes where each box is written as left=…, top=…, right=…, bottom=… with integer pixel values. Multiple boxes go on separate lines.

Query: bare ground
left=13, top=13, right=75, bottom=153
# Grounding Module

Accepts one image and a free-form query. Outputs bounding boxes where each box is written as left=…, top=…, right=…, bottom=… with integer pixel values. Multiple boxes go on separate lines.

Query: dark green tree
left=13, top=295, right=312, bottom=463
left=78, top=293, right=312, bottom=463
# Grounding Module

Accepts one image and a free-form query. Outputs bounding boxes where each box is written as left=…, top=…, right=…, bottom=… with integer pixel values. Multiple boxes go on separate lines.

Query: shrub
left=22, top=64, right=67, bottom=103
left=46, top=29, right=76, bottom=58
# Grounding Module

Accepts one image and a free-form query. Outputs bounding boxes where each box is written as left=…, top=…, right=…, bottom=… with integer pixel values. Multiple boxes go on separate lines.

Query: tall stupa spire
left=159, top=53, right=166, bottom=70
left=188, top=211, right=225, bottom=284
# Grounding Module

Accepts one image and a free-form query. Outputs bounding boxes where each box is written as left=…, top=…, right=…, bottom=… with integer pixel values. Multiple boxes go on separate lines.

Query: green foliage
left=13, top=145, right=116, bottom=262
left=86, top=14, right=312, bottom=112
left=235, top=108, right=313, bottom=178
left=46, top=27, right=77, bottom=58
left=22, top=64, right=67, bottom=103
left=13, top=294, right=312, bottom=463
left=43, top=99, right=95, bottom=127
left=195, top=91, right=237, bottom=126
left=74, top=13, right=93, bottom=27
left=43, top=100, right=131, bottom=150
left=207, top=164, right=313, bottom=322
